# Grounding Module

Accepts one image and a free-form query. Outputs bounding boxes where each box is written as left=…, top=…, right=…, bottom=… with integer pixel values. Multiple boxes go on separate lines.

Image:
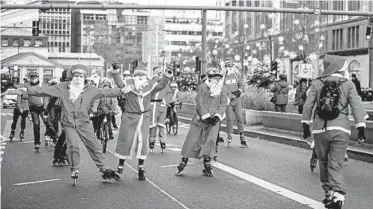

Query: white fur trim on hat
left=72, top=69, right=87, bottom=75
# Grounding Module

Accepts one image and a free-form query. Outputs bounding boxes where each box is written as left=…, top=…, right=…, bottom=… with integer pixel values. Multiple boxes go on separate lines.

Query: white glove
left=121, top=85, right=134, bottom=94
left=17, top=88, right=27, bottom=94
left=89, top=113, right=94, bottom=118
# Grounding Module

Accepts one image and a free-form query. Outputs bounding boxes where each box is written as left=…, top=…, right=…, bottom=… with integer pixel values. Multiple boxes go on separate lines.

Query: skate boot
left=101, top=168, right=121, bottom=181
left=217, top=133, right=224, bottom=143
left=240, top=134, right=248, bottom=148
left=71, top=170, right=79, bottom=186
left=138, top=165, right=146, bottom=181
left=117, top=164, right=124, bottom=174
left=45, top=136, right=50, bottom=146
left=202, top=156, right=213, bottom=177
left=175, top=158, right=188, bottom=176
left=149, top=141, right=155, bottom=152
left=35, top=144, right=40, bottom=152
left=53, top=158, right=59, bottom=166
left=329, top=192, right=345, bottom=209
left=9, top=130, right=15, bottom=142
left=322, top=191, right=334, bottom=208
left=226, top=135, right=232, bottom=147
left=160, top=142, right=166, bottom=153
left=310, top=157, right=318, bottom=172
left=19, top=130, right=24, bottom=142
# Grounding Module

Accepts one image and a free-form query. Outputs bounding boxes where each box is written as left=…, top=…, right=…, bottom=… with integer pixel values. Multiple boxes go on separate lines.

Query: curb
left=178, top=115, right=373, bottom=164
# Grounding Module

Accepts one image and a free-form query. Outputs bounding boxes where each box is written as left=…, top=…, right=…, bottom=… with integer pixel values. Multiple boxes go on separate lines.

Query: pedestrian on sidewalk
left=270, top=74, right=289, bottom=113
left=175, top=67, right=228, bottom=177
left=223, top=59, right=248, bottom=147
left=148, top=66, right=169, bottom=152
left=110, top=63, right=173, bottom=181
left=294, top=78, right=308, bottom=114
left=9, top=79, right=29, bottom=142
left=20, top=65, right=124, bottom=182
left=301, top=54, right=368, bottom=208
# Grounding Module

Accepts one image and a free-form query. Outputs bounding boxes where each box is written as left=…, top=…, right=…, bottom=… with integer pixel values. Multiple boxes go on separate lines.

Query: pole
left=369, top=17, right=373, bottom=89
left=2, top=4, right=373, bottom=16
left=201, top=10, right=207, bottom=74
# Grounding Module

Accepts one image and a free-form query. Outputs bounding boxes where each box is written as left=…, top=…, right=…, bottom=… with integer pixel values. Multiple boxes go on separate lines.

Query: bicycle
left=165, top=102, right=182, bottom=135
left=93, top=112, right=111, bottom=153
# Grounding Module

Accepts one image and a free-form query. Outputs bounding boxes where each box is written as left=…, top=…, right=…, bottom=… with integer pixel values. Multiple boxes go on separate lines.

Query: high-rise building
left=39, top=0, right=73, bottom=53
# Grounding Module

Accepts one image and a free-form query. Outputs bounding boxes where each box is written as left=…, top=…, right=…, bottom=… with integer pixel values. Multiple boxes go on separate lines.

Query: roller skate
left=45, top=136, right=50, bottom=146
left=149, top=141, right=155, bottom=152
left=19, top=130, right=24, bottom=142
left=324, top=191, right=344, bottom=209
left=101, top=168, right=121, bottom=181
left=226, top=135, right=232, bottom=147
left=202, top=156, right=213, bottom=177
left=9, top=130, right=15, bottom=142
left=35, top=144, right=40, bottom=152
left=213, top=143, right=219, bottom=161
left=117, top=164, right=124, bottom=174
left=240, top=134, right=248, bottom=148
left=310, top=158, right=318, bottom=172
left=160, top=142, right=166, bottom=153
left=175, top=158, right=188, bottom=176
left=138, top=165, right=146, bottom=181
left=71, top=170, right=79, bottom=186
left=59, top=157, right=69, bottom=166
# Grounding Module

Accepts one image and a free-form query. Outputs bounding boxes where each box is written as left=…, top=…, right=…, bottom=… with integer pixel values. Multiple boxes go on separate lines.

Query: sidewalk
left=178, top=114, right=373, bottom=164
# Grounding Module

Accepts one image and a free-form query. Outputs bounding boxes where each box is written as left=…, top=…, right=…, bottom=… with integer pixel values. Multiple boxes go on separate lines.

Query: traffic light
left=271, top=61, right=278, bottom=78
left=195, top=56, right=201, bottom=74
left=366, top=26, right=372, bottom=40
left=133, top=60, right=139, bottom=70
left=32, top=21, right=40, bottom=36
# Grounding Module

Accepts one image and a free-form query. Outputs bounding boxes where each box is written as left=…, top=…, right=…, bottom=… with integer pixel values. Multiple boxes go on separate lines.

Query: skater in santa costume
left=302, top=54, right=367, bottom=209
left=149, top=66, right=169, bottom=152
left=20, top=65, right=124, bottom=183
left=110, top=63, right=173, bottom=181
left=176, top=67, right=228, bottom=177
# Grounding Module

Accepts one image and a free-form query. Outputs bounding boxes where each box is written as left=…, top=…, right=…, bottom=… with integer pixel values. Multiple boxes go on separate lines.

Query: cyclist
left=92, top=78, right=120, bottom=141
left=165, top=81, right=182, bottom=124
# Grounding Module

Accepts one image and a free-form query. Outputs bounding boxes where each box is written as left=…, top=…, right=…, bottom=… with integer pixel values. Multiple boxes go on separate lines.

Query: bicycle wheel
left=166, top=121, right=171, bottom=134
left=172, top=114, right=178, bottom=135
left=102, top=123, right=108, bottom=153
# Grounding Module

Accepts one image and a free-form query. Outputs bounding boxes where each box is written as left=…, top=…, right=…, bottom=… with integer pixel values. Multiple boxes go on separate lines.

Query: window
left=137, top=16, right=148, bottom=25
left=348, top=0, right=360, bottom=11
left=332, top=29, right=343, bottom=50
left=182, top=31, right=188, bottom=35
left=24, top=39, right=31, bottom=47
left=1, top=39, right=8, bottom=46
left=239, top=1, right=244, bottom=6
left=35, top=40, right=43, bottom=47
left=347, top=26, right=359, bottom=48
left=333, top=0, right=344, bottom=22
left=12, top=39, right=19, bottom=46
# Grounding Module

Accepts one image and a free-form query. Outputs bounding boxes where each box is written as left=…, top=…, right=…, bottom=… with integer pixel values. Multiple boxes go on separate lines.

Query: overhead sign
left=297, top=63, right=313, bottom=78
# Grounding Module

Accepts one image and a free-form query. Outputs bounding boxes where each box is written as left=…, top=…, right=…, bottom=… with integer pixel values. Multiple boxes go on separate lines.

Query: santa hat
left=71, top=64, right=88, bottom=76
left=134, top=63, right=148, bottom=75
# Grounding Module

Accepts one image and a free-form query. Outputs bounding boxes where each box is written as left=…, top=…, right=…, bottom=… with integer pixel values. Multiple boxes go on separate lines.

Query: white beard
left=227, top=68, right=235, bottom=76
left=69, top=82, right=84, bottom=102
left=207, top=80, right=223, bottom=97
left=134, top=76, right=148, bottom=90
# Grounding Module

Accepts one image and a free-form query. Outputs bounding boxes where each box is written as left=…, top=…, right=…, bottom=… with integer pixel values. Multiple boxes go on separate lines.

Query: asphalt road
left=1, top=108, right=373, bottom=209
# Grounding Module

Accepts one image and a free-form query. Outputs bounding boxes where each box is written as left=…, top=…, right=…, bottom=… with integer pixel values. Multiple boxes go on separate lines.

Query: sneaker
left=45, top=136, right=50, bottom=146
left=240, top=134, right=248, bottom=148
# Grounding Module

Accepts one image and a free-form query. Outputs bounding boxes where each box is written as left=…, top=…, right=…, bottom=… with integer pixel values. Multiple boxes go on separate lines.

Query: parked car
left=2, top=88, right=17, bottom=108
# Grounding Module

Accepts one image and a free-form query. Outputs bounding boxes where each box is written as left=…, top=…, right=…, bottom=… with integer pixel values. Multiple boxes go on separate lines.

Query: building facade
left=224, top=0, right=373, bottom=87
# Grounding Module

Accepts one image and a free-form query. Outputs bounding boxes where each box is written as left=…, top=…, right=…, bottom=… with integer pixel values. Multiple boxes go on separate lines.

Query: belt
left=125, top=110, right=150, bottom=115
left=150, top=99, right=163, bottom=103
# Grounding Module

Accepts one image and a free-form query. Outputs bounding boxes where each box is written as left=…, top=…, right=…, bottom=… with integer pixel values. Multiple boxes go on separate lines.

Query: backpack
left=316, top=78, right=347, bottom=126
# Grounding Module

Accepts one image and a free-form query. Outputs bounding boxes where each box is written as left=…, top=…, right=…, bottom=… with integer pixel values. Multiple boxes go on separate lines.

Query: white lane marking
left=13, top=179, right=61, bottom=186
left=161, top=163, right=195, bottom=168
left=2, top=120, right=12, bottom=138
left=1, top=113, right=13, bottom=116
left=168, top=148, right=182, bottom=152
left=107, top=149, right=190, bottom=209
left=212, top=162, right=325, bottom=209
left=19, top=141, right=34, bottom=144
